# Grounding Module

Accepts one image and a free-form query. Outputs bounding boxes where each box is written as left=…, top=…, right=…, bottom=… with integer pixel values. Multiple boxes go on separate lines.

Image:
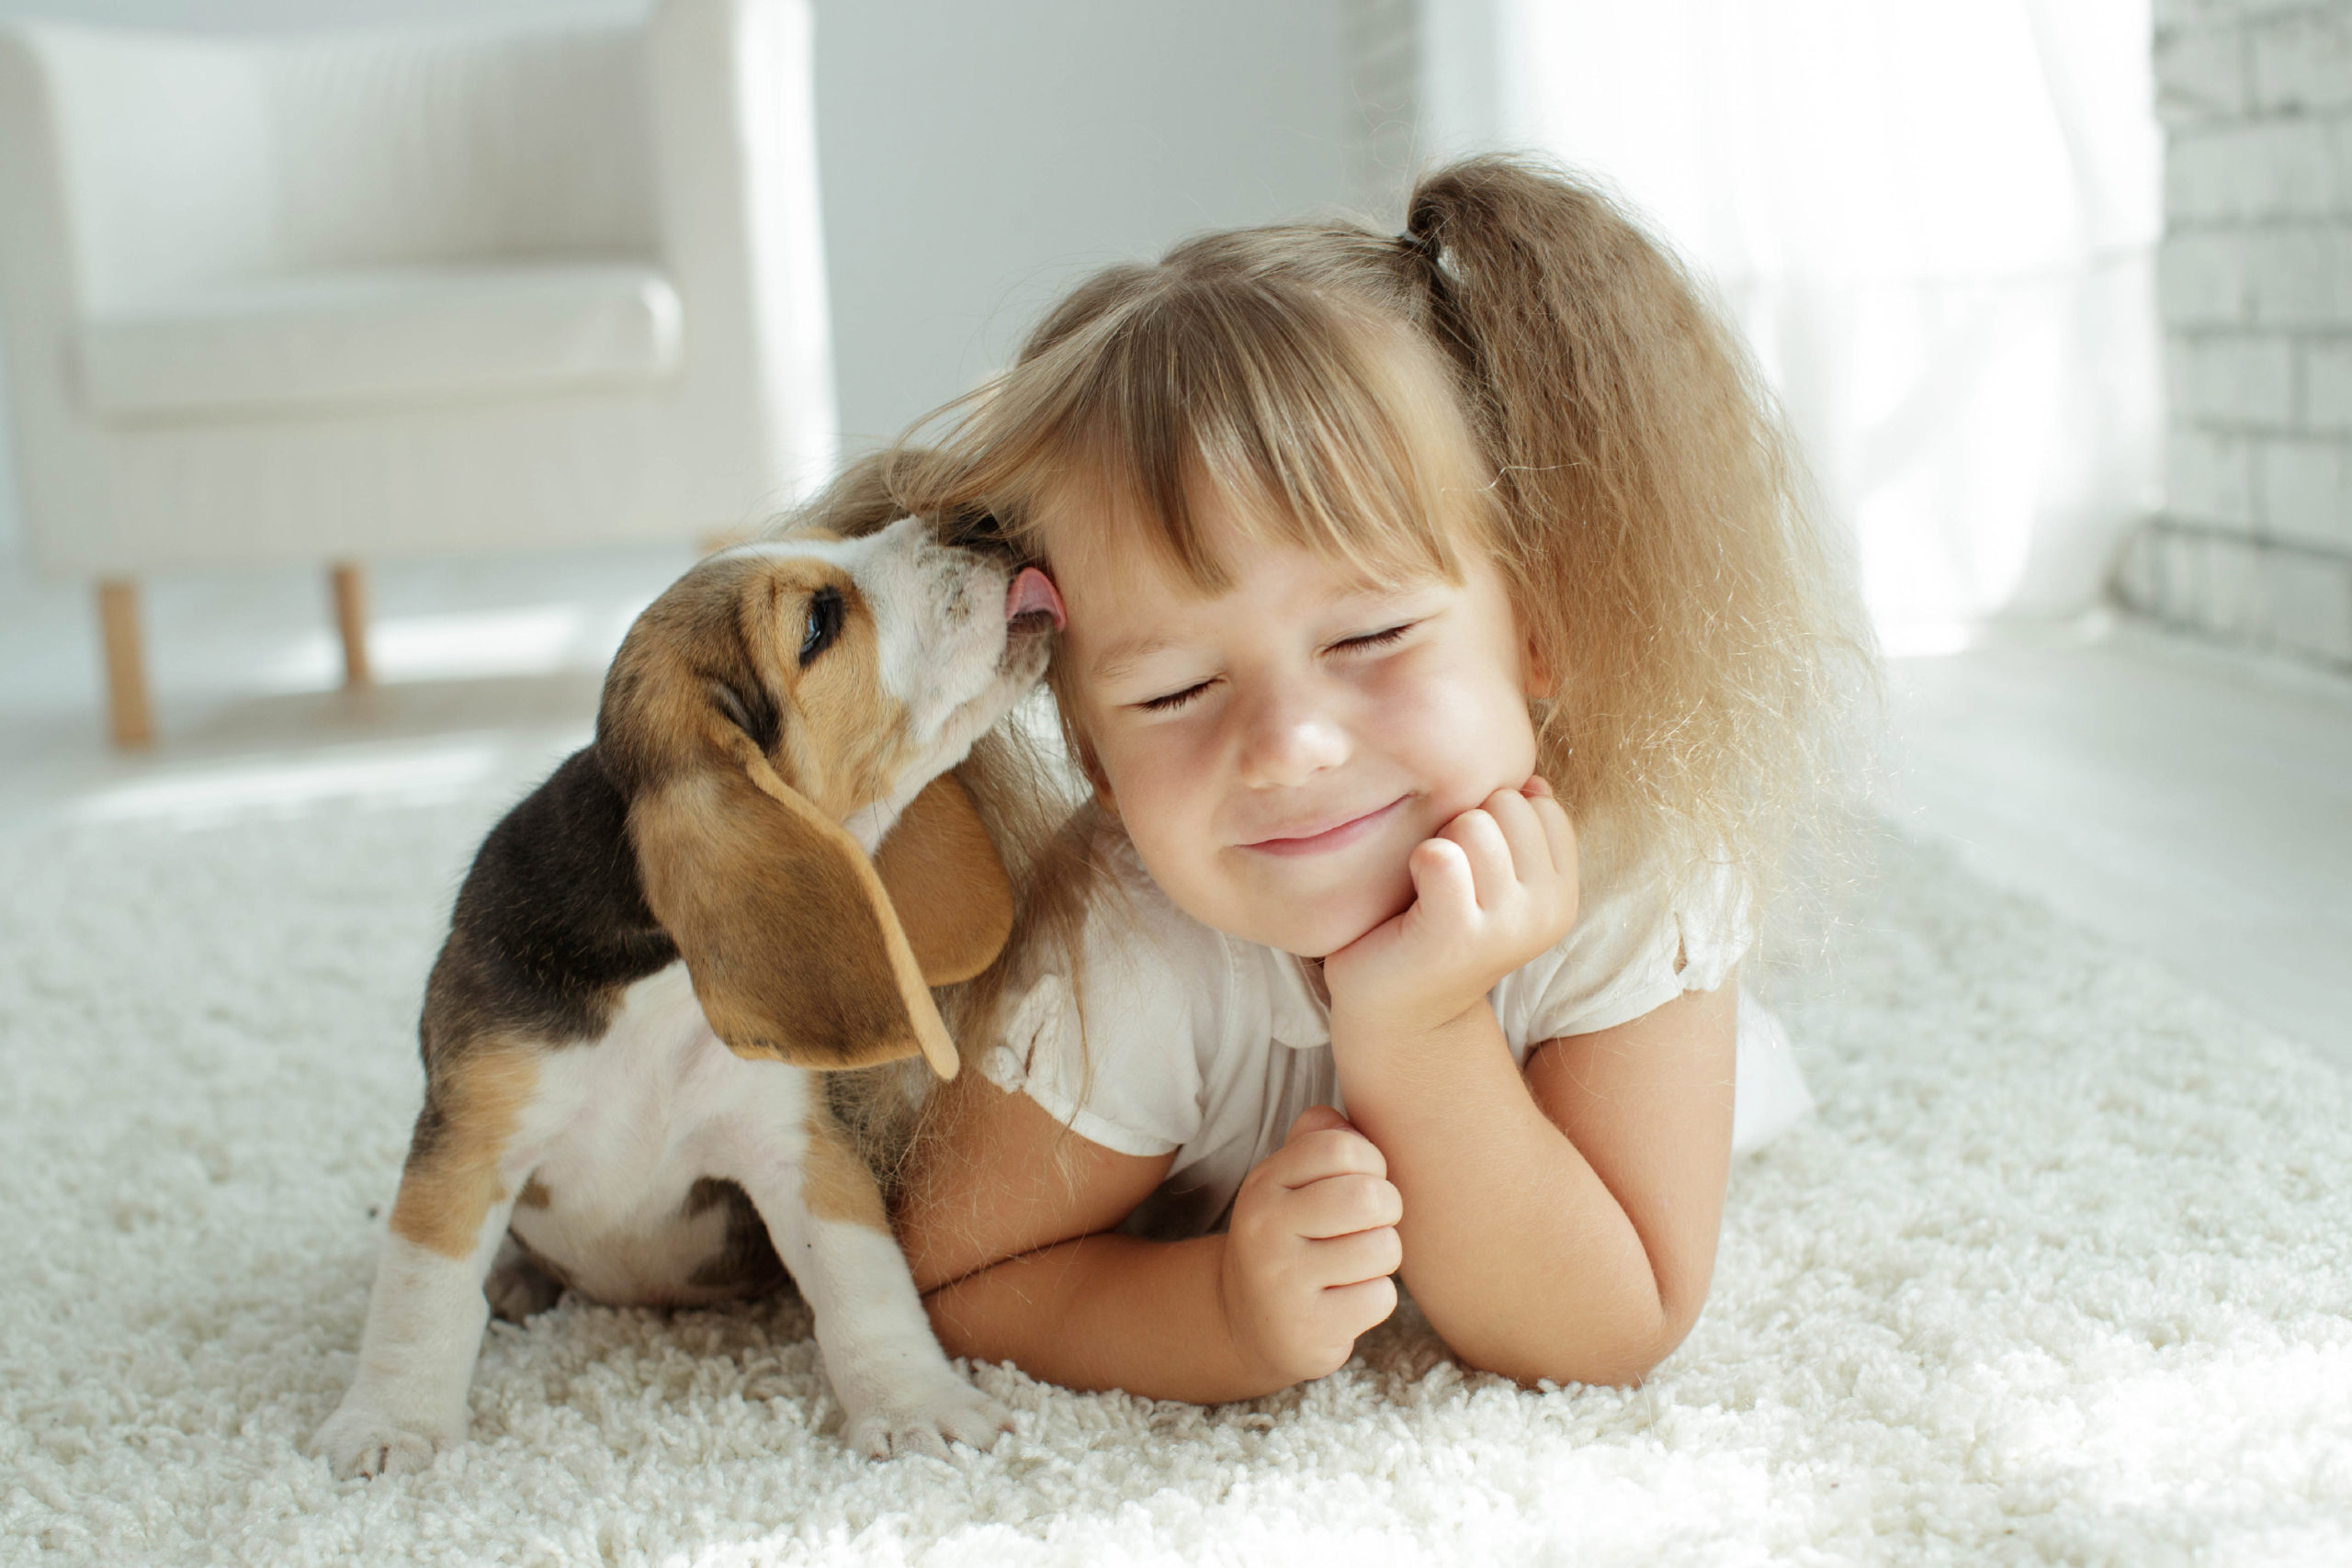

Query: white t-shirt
left=981, top=811, right=1777, bottom=1239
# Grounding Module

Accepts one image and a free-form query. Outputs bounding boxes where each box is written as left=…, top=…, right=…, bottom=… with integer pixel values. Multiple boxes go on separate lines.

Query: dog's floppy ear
left=629, top=739, right=965, bottom=1078
left=602, top=550, right=1016, bottom=1077
left=873, top=772, right=1014, bottom=986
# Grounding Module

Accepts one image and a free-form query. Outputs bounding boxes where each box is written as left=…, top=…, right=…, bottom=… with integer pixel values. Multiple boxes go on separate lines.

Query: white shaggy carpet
left=3, top=774, right=2350, bottom=1567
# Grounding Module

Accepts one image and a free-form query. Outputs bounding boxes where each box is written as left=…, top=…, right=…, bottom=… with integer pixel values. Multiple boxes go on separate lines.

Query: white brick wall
left=2301, top=334, right=2352, bottom=422
left=2165, top=333, right=2292, bottom=423
left=2128, top=0, right=2352, bottom=670
left=2251, top=6, right=2352, bottom=111
left=2155, top=22, right=2247, bottom=121
left=2262, top=435, right=2352, bottom=547
left=2165, top=121, right=2330, bottom=221
left=2163, top=424, right=2259, bottom=525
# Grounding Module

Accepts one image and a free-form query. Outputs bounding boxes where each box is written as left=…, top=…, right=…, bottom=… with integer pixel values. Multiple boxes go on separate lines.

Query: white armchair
left=0, top=0, right=835, bottom=745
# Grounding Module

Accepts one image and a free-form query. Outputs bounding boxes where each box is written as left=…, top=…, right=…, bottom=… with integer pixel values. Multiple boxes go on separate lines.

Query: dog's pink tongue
left=1006, top=567, right=1066, bottom=629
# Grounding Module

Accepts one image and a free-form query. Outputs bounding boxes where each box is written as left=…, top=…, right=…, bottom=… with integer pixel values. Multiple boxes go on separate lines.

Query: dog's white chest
left=504, top=964, right=813, bottom=1304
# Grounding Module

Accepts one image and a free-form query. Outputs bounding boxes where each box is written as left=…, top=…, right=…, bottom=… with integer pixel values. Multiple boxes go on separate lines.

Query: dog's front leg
left=724, top=1100, right=1010, bottom=1459
left=312, top=1049, right=547, bottom=1478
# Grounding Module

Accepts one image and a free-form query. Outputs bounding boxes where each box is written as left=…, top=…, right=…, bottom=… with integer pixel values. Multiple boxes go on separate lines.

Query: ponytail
left=1399, top=156, right=1872, bottom=900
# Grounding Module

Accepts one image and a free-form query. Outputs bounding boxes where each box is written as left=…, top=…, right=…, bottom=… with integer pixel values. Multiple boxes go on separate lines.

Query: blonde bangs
left=968, top=276, right=1491, bottom=595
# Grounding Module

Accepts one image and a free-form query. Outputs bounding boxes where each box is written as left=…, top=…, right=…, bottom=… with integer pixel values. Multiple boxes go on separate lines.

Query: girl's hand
left=1323, top=777, right=1578, bottom=1042
left=1216, top=1106, right=1404, bottom=1386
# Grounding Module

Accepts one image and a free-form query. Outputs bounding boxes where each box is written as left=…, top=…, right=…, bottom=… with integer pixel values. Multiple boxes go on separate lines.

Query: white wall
left=1420, top=0, right=2164, bottom=645
left=0, top=0, right=1363, bottom=570
left=812, top=0, right=1361, bottom=451
left=2114, top=0, right=2352, bottom=669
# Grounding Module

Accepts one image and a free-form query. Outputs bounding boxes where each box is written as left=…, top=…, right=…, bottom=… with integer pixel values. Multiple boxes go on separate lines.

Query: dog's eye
left=800, top=586, right=844, bottom=666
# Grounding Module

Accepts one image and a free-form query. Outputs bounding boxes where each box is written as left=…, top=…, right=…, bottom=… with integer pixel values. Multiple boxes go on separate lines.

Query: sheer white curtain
left=1420, top=0, right=2163, bottom=648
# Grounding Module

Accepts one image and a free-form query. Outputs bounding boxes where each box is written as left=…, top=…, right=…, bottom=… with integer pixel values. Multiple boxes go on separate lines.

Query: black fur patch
left=684, top=1178, right=789, bottom=1295
left=419, top=748, right=677, bottom=1076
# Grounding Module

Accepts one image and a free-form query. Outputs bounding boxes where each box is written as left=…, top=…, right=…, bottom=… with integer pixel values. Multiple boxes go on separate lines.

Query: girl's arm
left=895, top=1074, right=1402, bottom=1403
left=1320, top=776, right=1736, bottom=1385
left=1336, top=979, right=1736, bottom=1386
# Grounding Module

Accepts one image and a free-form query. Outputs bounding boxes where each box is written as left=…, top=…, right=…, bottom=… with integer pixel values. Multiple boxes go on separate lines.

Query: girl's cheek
left=1094, top=729, right=1210, bottom=845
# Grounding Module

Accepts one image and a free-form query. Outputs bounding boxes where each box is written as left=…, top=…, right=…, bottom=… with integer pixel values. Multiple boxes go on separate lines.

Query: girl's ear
left=1521, top=626, right=1555, bottom=698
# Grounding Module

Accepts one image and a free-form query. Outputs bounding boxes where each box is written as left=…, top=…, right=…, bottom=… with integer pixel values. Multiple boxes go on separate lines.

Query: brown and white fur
left=311, top=515, right=1060, bottom=1478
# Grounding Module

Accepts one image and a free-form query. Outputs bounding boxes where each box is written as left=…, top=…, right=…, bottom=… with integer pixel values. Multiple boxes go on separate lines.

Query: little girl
left=828, top=156, right=1867, bottom=1402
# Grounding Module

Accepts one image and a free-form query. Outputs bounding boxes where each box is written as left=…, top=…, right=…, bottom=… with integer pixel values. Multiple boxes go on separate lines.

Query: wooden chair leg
left=96, top=578, right=153, bottom=749
left=330, top=561, right=372, bottom=688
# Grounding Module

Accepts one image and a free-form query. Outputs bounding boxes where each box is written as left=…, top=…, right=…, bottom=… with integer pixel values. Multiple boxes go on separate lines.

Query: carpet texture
left=2, top=781, right=2348, bottom=1567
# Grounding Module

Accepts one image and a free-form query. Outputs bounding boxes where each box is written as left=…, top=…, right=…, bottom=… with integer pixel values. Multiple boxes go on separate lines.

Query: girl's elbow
left=1464, top=1301, right=1705, bottom=1390
left=1475, top=1341, right=1663, bottom=1391
left=1598, top=1315, right=1700, bottom=1388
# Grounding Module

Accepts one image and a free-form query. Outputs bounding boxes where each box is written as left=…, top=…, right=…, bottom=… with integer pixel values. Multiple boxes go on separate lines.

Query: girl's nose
left=1234, top=685, right=1349, bottom=790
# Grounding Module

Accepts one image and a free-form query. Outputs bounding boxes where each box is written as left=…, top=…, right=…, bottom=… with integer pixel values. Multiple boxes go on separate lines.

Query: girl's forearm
left=921, top=1231, right=1284, bottom=1404
left=1334, top=1002, right=1716, bottom=1387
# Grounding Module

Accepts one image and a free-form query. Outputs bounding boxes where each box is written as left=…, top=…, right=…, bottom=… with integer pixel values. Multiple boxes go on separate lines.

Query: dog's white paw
left=310, top=1402, right=451, bottom=1479
left=839, top=1371, right=1012, bottom=1460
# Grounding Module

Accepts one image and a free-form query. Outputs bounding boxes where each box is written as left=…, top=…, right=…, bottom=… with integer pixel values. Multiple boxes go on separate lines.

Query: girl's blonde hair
left=799, top=154, right=1875, bottom=1164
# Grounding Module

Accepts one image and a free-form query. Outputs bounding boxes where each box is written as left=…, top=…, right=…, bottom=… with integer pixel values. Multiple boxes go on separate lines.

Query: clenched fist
left=1216, top=1105, right=1404, bottom=1385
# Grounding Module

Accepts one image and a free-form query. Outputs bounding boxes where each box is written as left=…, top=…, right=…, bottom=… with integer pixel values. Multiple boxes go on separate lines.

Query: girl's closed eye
left=1336, top=622, right=1416, bottom=652
left=1138, top=681, right=1214, bottom=714
left=1133, top=621, right=1422, bottom=714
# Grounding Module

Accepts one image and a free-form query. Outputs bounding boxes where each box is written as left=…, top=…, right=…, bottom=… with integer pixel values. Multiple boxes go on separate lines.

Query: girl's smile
left=1240, top=794, right=1409, bottom=855
left=1040, top=484, right=1548, bottom=958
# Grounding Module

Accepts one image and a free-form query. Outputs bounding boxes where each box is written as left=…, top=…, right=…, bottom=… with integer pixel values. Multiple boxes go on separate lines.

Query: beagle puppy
left=312, top=515, right=1066, bottom=1478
